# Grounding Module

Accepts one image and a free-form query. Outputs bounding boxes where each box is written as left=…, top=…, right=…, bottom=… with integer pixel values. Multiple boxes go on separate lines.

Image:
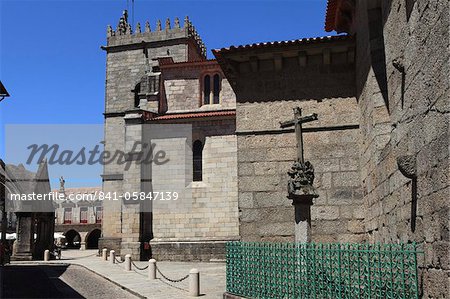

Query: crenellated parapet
left=106, top=11, right=206, bottom=58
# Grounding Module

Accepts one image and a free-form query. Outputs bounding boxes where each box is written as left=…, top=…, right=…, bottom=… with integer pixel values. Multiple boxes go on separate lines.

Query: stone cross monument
left=280, top=107, right=319, bottom=243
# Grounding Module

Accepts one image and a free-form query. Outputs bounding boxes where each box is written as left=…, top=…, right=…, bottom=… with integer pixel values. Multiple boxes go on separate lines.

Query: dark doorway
left=64, top=230, right=81, bottom=249
left=86, top=229, right=101, bottom=249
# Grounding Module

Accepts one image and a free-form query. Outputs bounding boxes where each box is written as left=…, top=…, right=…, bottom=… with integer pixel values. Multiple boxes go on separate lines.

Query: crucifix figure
left=280, top=107, right=319, bottom=198
left=280, top=107, right=319, bottom=243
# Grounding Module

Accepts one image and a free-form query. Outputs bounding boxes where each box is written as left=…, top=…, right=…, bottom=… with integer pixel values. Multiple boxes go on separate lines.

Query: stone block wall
left=105, top=45, right=188, bottom=114
left=150, top=118, right=239, bottom=260
left=161, top=64, right=236, bottom=112
left=102, top=116, right=125, bottom=241
left=152, top=119, right=239, bottom=242
left=237, top=98, right=364, bottom=243
left=354, top=0, right=449, bottom=297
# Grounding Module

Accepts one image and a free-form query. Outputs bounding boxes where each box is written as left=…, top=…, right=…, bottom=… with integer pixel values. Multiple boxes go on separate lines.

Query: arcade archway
left=64, top=229, right=81, bottom=249
left=86, top=229, right=101, bottom=249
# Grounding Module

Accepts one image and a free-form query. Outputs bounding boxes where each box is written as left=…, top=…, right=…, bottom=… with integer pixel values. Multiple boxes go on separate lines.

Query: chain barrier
left=156, top=264, right=189, bottom=283
left=115, top=256, right=125, bottom=264
left=131, top=260, right=149, bottom=271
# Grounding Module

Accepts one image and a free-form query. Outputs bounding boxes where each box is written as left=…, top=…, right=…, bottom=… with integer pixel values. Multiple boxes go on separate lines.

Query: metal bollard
left=110, top=250, right=115, bottom=264
left=102, top=248, right=108, bottom=261
left=148, top=259, right=156, bottom=279
left=44, top=249, right=50, bottom=261
left=125, top=254, right=131, bottom=271
left=189, top=268, right=200, bottom=297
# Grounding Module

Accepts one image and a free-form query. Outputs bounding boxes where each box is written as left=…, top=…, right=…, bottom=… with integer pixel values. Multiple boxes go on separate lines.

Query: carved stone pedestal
left=287, top=160, right=319, bottom=243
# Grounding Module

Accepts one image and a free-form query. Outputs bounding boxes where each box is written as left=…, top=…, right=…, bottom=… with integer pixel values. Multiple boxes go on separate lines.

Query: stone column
left=11, top=212, right=34, bottom=261
left=287, top=161, right=318, bottom=243
left=291, top=195, right=314, bottom=243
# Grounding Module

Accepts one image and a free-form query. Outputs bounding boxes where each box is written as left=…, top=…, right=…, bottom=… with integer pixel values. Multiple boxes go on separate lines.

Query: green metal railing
left=226, top=242, right=420, bottom=299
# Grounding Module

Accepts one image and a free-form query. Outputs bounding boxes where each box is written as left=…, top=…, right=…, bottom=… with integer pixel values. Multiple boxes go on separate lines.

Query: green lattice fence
left=226, top=242, right=420, bottom=299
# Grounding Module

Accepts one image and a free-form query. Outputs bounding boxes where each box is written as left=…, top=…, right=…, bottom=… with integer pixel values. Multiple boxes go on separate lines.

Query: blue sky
left=0, top=0, right=331, bottom=187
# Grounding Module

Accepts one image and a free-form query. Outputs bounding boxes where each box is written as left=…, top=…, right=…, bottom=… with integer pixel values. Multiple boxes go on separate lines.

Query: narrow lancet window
left=213, top=74, right=220, bottom=104
left=203, top=75, right=211, bottom=105
left=193, top=140, right=203, bottom=181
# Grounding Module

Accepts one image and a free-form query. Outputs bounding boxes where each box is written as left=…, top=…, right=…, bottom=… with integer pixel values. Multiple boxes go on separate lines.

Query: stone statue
left=59, top=176, right=65, bottom=190
left=280, top=107, right=319, bottom=199
left=287, top=161, right=318, bottom=197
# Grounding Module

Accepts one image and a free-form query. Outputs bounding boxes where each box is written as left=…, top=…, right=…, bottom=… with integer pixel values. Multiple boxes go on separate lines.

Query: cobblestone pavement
left=18, top=249, right=226, bottom=299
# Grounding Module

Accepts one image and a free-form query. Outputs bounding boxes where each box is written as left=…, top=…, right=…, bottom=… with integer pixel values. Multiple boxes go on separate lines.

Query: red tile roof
left=325, top=0, right=355, bottom=33
left=325, top=0, right=340, bottom=32
left=155, top=57, right=175, bottom=65
left=157, top=59, right=218, bottom=69
left=212, top=35, right=351, bottom=55
left=149, top=110, right=236, bottom=120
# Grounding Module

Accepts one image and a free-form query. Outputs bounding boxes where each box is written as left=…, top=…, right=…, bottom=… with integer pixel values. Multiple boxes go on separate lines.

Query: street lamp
left=0, top=81, right=10, bottom=102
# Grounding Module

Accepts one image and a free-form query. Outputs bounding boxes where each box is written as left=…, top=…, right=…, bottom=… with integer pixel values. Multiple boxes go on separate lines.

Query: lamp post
left=0, top=81, right=10, bottom=265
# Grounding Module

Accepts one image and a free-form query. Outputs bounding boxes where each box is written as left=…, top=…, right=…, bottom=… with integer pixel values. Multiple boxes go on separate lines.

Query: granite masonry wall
left=225, top=39, right=365, bottom=243
left=237, top=98, right=364, bottom=243
left=354, top=0, right=449, bottom=297
left=99, top=115, right=125, bottom=255
left=162, top=68, right=236, bottom=112
left=150, top=118, right=239, bottom=261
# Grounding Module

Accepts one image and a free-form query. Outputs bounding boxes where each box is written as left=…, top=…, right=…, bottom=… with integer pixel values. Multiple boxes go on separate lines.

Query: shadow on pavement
left=0, top=265, right=84, bottom=298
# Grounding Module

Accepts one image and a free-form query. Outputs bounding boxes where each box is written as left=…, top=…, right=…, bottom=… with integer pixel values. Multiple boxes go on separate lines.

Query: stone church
left=100, top=12, right=239, bottom=261
left=100, top=1, right=448, bottom=297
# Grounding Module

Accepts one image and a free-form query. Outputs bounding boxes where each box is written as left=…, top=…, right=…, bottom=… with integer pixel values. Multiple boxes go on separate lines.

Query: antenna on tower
left=132, top=0, right=135, bottom=27
left=125, top=0, right=134, bottom=27
left=127, top=0, right=134, bottom=26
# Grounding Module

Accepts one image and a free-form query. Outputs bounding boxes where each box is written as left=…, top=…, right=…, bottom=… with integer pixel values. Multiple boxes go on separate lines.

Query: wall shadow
left=0, top=265, right=83, bottom=298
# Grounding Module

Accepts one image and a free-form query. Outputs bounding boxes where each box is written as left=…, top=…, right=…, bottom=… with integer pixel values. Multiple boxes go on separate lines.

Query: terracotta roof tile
left=158, top=59, right=218, bottom=69
left=212, top=35, right=351, bottom=55
left=325, top=0, right=340, bottom=32
left=149, top=110, right=236, bottom=120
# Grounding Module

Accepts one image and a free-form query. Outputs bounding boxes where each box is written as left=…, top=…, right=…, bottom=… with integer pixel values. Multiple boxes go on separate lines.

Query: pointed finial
left=184, top=16, right=190, bottom=28
left=165, top=18, right=171, bottom=30
left=122, top=10, right=128, bottom=23
left=117, top=13, right=127, bottom=35
left=145, top=21, right=151, bottom=32
left=107, top=25, right=113, bottom=37
left=136, top=22, right=141, bottom=34
left=174, top=17, right=180, bottom=28
left=156, top=20, right=162, bottom=31
left=127, top=23, right=132, bottom=34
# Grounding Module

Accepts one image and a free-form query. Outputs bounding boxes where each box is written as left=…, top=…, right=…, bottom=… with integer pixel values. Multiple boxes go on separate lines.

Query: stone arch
left=64, top=229, right=81, bottom=249
left=85, top=229, right=101, bottom=249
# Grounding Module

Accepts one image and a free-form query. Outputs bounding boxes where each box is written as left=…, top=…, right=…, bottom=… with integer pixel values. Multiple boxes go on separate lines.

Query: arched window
left=193, top=140, right=203, bottom=182
left=203, top=75, right=210, bottom=105
left=213, top=74, right=220, bottom=104
left=202, top=73, right=221, bottom=105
